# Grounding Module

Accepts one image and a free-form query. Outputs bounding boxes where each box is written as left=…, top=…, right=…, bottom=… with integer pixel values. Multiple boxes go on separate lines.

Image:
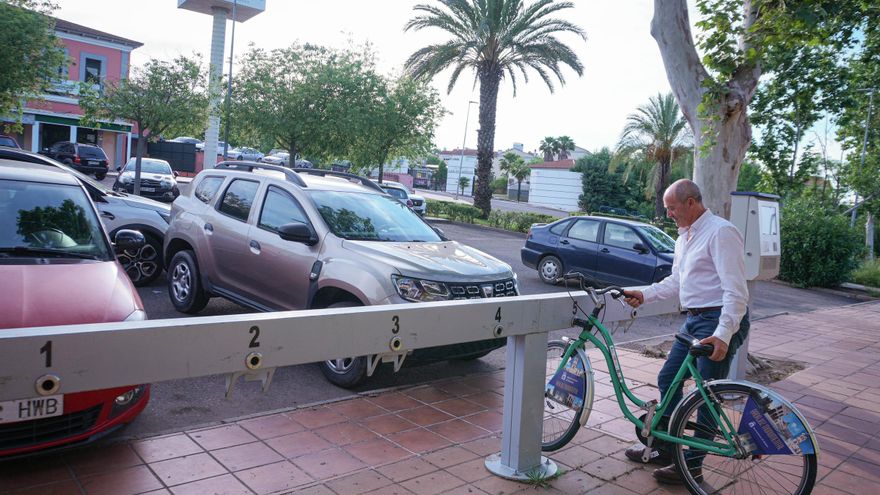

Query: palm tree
left=500, top=152, right=531, bottom=201
left=556, top=135, right=575, bottom=159
left=404, top=0, right=585, bottom=217
left=539, top=136, right=558, bottom=162
left=458, top=176, right=471, bottom=195
left=614, top=92, right=691, bottom=219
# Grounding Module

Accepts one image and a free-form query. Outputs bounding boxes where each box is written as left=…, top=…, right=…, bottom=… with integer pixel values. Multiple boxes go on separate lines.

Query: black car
left=521, top=215, right=676, bottom=286
left=39, top=141, right=110, bottom=180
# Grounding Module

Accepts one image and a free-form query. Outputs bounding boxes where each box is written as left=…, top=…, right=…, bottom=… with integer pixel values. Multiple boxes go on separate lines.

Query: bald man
left=622, top=179, right=750, bottom=485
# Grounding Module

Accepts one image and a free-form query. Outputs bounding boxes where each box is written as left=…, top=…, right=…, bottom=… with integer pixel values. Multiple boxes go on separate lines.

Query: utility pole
left=223, top=0, right=238, bottom=159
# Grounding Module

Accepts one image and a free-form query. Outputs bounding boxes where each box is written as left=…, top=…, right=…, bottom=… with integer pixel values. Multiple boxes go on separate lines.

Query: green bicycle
left=542, top=274, right=818, bottom=495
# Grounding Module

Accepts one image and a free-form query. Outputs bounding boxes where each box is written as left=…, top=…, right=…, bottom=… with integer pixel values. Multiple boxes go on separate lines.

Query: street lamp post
left=222, top=0, right=237, bottom=159
left=455, top=100, right=478, bottom=200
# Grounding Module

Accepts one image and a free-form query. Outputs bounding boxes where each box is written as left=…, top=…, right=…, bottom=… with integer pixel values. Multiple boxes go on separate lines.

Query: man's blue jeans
left=658, top=309, right=750, bottom=416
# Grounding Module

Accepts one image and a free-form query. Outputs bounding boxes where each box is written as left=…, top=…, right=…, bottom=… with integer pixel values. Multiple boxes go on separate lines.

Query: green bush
left=491, top=177, right=508, bottom=194
left=487, top=210, right=558, bottom=233
left=778, top=197, right=862, bottom=287
left=850, top=259, right=880, bottom=288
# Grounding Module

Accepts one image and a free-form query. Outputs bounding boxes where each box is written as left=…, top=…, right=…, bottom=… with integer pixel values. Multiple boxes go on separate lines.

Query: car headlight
left=124, top=309, right=147, bottom=321
left=110, top=384, right=147, bottom=418
left=120, top=174, right=133, bottom=184
left=392, top=275, right=451, bottom=302
left=161, top=178, right=174, bottom=188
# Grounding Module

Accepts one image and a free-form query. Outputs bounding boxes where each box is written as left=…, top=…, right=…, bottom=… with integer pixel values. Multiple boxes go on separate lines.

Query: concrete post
left=126, top=132, right=133, bottom=161
left=69, top=125, right=77, bottom=143
left=30, top=122, right=40, bottom=152
left=203, top=6, right=228, bottom=170
left=729, top=279, right=755, bottom=380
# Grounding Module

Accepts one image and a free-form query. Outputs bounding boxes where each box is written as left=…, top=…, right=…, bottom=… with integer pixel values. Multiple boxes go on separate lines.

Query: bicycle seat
left=674, top=333, right=714, bottom=357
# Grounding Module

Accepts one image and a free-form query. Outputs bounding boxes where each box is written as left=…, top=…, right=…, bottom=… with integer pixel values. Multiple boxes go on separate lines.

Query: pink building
left=4, top=18, right=142, bottom=167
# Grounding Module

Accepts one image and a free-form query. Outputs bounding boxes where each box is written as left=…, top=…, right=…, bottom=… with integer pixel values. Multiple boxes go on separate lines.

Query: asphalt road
left=100, top=177, right=857, bottom=440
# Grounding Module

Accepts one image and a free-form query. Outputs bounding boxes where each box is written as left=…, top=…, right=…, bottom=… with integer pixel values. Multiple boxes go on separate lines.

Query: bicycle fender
left=703, top=380, right=818, bottom=456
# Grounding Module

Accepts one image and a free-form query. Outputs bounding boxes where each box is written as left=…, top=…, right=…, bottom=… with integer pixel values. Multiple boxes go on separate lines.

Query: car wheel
left=319, top=301, right=368, bottom=388
left=95, top=172, right=106, bottom=181
left=118, top=233, right=163, bottom=286
left=538, top=255, right=563, bottom=285
left=167, top=250, right=209, bottom=314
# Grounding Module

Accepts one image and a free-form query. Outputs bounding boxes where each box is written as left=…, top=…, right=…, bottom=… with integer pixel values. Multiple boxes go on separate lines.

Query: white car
left=381, top=180, right=426, bottom=215
left=230, top=147, right=264, bottom=161
left=262, top=152, right=290, bottom=166
left=113, top=158, right=180, bottom=203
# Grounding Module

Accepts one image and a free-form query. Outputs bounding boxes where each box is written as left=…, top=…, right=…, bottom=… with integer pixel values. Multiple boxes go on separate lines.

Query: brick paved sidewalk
left=2, top=301, right=879, bottom=494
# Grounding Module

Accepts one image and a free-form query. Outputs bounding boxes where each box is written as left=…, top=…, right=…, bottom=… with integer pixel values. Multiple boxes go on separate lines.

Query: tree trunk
left=134, top=131, right=146, bottom=196
left=475, top=64, right=502, bottom=217
left=517, top=180, right=522, bottom=202
left=652, top=0, right=761, bottom=220
left=788, top=120, right=803, bottom=188
left=654, top=159, right=671, bottom=219
left=288, top=140, right=297, bottom=168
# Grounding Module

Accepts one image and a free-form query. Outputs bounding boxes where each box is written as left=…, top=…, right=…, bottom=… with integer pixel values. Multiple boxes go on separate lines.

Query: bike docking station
left=0, top=290, right=680, bottom=482
left=729, top=191, right=781, bottom=379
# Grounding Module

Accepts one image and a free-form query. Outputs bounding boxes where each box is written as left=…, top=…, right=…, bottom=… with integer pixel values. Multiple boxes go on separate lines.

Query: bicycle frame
left=555, top=310, right=740, bottom=457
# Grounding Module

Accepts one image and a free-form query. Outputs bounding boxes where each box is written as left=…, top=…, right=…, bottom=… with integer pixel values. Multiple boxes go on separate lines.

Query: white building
left=439, top=149, right=478, bottom=196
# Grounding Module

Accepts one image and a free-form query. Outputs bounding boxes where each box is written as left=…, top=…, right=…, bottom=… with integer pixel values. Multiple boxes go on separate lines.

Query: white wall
left=443, top=155, right=477, bottom=195
left=528, top=169, right=582, bottom=212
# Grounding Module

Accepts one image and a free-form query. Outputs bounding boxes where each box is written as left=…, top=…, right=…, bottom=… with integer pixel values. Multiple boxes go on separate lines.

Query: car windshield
left=382, top=187, right=407, bottom=200
left=125, top=160, right=172, bottom=174
left=309, top=190, right=440, bottom=242
left=78, top=146, right=106, bottom=159
left=0, top=179, right=111, bottom=260
left=638, top=225, right=676, bottom=253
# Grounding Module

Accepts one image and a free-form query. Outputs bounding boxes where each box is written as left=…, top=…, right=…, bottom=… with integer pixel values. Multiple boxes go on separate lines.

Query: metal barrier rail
left=0, top=291, right=680, bottom=479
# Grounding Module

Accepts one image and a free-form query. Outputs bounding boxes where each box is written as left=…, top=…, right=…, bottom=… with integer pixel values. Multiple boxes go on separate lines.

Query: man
left=622, top=179, right=750, bottom=484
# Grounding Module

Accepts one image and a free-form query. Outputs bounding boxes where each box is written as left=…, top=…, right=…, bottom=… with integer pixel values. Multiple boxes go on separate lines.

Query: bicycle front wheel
left=669, top=382, right=817, bottom=495
left=542, top=340, right=591, bottom=451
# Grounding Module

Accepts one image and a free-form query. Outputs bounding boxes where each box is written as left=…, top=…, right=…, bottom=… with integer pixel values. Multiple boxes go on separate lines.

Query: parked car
left=261, top=152, right=289, bottom=166
left=521, top=215, right=675, bottom=287
left=380, top=180, right=426, bottom=215
left=0, top=135, right=22, bottom=149
left=169, top=136, right=202, bottom=145
left=380, top=183, right=426, bottom=216
left=0, top=157, right=150, bottom=458
left=39, top=141, right=110, bottom=180
left=164, top=162, right=516, bottom=388
left=195, top=140, right=228, bottom=152
left=229, top=147, right=264, bottom=161
left=0, top=148, right=171, bottom=287
left=113, top=157, right=180, bottom=203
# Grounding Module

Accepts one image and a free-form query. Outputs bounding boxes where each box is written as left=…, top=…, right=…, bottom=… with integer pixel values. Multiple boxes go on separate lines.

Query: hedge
left=426, top=199, right=558, bottom=232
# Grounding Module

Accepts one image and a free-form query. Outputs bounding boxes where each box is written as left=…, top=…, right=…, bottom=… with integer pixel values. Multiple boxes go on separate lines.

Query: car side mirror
left=114, top=229, right=145, bottom=252
left=633, top=242, right=650, bottom=254
left=173, top=171, right=179, bottom=177
left=277, top=222, right=317, bottom=245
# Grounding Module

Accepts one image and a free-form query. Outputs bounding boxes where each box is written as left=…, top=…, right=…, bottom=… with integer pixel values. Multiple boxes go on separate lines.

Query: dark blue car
left=521, top=216, right=675, bottom=286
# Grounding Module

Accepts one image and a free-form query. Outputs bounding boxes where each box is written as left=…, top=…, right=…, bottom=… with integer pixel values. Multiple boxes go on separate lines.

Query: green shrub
left=487, top=210, right=558, bottom=232
left=778, top=197, right=862, bottom=288
left=850, top=259, right=880, bottom=288
left=491, top=177, right=508, bottom=194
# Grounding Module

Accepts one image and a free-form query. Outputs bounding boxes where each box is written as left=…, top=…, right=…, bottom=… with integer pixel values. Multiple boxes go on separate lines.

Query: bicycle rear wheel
left=542, top=340, right=592, bottom=451
left=669, top=382, right=817, bottom=495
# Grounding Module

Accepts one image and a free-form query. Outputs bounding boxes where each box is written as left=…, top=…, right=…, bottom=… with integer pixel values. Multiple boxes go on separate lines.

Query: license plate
left=89, top=160, right=99, bottom=165
left=0, top=395, right=63, bottom=423
left=141, top=187, right=156, bottom=192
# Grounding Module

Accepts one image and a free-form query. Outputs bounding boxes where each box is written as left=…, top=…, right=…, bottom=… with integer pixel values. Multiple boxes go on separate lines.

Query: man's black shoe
left=624, top=444, right=671, bottom=465
left=653, top=462, right=704, bottom=485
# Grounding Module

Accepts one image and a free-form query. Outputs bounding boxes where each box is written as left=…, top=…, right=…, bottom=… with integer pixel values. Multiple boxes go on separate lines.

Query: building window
left=84, top=58, right=102, bottom=84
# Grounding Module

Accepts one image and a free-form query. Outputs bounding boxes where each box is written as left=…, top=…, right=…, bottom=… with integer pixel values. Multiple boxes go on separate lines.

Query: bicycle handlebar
left=555, top=272, right=626, bottom=299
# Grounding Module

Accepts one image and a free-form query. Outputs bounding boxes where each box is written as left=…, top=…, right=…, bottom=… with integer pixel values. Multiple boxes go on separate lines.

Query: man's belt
left=686, top=306, right=723, bottom=316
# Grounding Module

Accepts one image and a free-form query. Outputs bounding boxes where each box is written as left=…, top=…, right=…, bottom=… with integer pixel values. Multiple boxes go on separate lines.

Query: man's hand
left=699, top=336, right=728, bottom=361
left=622, top=290, right=644, bottom=308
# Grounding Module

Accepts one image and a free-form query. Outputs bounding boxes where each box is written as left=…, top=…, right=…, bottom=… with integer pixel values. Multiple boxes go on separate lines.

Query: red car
left=0, top=157, right=150, bottom=458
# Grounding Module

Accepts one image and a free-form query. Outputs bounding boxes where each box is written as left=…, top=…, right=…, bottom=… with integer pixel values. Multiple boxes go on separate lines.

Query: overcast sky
left=56, top=0, right=841, bottom=159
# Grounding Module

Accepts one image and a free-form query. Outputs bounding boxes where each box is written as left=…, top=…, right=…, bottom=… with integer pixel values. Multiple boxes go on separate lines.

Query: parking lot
left=95, top=176, right=857, bottom=441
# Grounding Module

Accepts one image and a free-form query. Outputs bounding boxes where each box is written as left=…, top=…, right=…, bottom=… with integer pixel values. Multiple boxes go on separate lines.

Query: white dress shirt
left=641, top=209, right=749, bottom=345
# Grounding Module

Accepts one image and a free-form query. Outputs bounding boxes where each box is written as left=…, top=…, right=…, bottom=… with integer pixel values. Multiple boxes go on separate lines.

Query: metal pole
left=851, top=88, right=875, bottom=227
left=455, top=100, right=477, bottom=199
left=223, top=0, right=237, bottom=159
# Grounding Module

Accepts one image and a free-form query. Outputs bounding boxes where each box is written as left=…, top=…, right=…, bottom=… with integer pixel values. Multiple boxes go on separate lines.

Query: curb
left=767, top=278, right=879, bottom=302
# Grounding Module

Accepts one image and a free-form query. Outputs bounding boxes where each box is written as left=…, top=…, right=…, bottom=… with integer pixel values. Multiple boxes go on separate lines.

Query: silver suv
left=163, top=163, right=517, bottom=387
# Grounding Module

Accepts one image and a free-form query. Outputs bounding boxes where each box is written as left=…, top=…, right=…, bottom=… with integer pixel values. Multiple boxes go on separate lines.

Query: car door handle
left=600, top=248, right=610, bottom=253
left=249, top=240, right=260, bottom=250
left=560, top=240, right=570, bottom=245
left=204, top=223, right=213, bottom=232
left=101, top=211, right=115, bottom=220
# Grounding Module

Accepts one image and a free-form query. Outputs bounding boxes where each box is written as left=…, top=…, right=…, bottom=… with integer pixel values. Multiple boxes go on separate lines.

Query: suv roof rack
left=291, top=168, right=385, bottom=193
left=216, top=161, right=307, bottom=187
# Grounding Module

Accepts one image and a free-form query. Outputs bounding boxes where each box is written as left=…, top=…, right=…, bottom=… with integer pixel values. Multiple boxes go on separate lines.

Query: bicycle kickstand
left=640, top=400, right=659, bottom=463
